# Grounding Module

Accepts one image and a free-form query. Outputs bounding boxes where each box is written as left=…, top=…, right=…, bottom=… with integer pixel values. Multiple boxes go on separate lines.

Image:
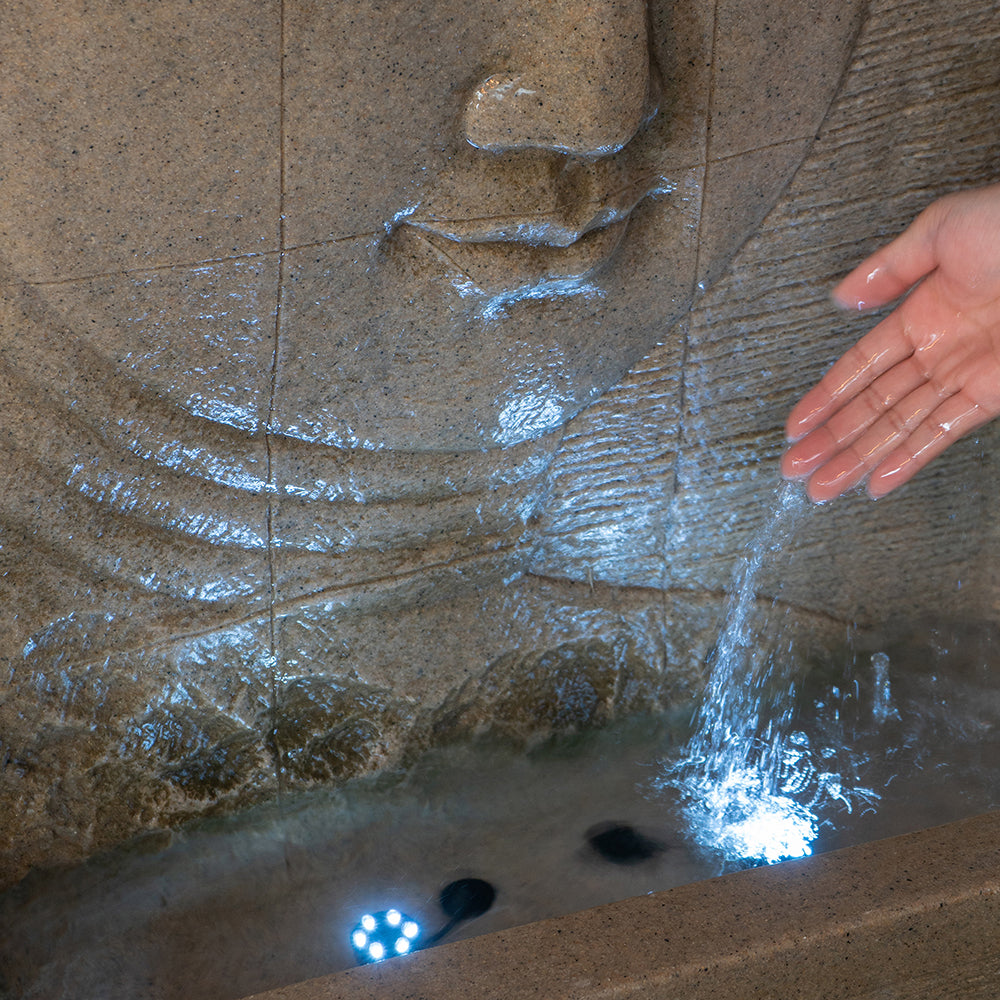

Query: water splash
left=870, top=652, right=900, bottom=724
left=658, top=482, right=879, bottom=866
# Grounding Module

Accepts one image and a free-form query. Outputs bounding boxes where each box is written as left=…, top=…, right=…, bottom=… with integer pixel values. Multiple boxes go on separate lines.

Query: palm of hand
left=782, top=184, right=1000, bottom=501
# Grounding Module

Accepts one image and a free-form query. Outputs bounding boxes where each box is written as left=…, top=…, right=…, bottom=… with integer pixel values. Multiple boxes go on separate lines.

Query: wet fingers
left=799, top=380, right=953, bottom=501
left=868, top=395, right=987, bottom=498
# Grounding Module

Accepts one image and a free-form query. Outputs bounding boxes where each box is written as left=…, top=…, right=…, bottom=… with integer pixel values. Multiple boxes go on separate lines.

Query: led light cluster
left=350, top=909, right=421, bottom=964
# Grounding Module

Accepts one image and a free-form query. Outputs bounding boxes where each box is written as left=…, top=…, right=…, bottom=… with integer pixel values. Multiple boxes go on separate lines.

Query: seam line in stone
left=266, top=0, right=288, bottom=803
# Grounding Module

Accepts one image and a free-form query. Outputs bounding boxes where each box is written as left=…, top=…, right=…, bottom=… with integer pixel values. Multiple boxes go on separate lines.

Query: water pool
left=1, top=618, right=998, bottom=1000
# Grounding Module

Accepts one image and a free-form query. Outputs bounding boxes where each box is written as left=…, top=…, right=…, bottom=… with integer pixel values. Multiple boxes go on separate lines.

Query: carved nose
left=463, top=0, right=654, bottom=157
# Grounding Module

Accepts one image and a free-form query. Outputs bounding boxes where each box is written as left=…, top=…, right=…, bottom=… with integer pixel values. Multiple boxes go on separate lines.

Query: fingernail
left=783, top=437, right=830, bottom=475
left=831, top=289, right=866, bottom=311
left=867, top=472, right=894, bottom=500
left=812, top=455, right=865, bottom=499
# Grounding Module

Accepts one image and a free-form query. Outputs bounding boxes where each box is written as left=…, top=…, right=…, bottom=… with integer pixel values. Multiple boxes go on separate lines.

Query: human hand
left=782, top=183, right=1000, bottom=502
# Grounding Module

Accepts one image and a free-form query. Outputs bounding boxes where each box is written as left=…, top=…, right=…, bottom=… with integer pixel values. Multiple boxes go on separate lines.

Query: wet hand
left=782, top=183, right=1000, bottom=502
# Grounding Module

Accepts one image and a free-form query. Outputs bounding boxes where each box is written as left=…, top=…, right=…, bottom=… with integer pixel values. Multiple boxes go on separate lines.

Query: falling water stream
left=659, top=482, right=878, bottom=865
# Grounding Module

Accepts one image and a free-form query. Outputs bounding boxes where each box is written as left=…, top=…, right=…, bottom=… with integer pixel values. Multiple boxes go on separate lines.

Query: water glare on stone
left=657, top=483, right=878, bottom=867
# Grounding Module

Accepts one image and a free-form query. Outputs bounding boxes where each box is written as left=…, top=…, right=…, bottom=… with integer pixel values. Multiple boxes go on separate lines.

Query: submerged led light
left=349, top=910, right=422, bottom=966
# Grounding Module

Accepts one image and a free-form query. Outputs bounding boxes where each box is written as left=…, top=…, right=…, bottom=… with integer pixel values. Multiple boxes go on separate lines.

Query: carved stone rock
left=2, top=0, right=998, bottom=890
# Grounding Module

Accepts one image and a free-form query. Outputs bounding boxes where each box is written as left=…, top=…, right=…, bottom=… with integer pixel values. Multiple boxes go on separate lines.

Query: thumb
left=832, top=199, right=944, bottom=311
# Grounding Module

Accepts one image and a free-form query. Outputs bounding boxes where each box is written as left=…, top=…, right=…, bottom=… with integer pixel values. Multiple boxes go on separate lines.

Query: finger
left=783, top=352, right=935, bottom=480
left=867, top=393, right=989, bottom=498
left=785, top=310, right=916, bottom=441
left=832, top=200, right=944, bottom=311
left=781, top=423, right=837, bottom=480
left=802, top=379, right=946, bottom=502
left=800, top=384, right=937, bottom=502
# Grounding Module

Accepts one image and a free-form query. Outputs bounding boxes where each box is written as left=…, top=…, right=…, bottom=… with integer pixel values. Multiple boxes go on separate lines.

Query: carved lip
left=410, top=217, right=631, bottom=300
left=405, top=188, right=650, bottom=248
left=397, top=152, right=672, bottom=295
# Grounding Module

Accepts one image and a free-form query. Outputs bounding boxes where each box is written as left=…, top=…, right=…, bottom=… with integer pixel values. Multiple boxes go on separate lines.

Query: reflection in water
left=658, top=484, right=879, bottom=866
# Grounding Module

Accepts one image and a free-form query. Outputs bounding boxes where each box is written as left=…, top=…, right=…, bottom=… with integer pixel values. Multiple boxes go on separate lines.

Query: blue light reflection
left=662, top=729, right=879, bottom=867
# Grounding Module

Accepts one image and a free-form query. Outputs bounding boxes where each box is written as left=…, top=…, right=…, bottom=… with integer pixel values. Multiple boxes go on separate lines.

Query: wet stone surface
left=2, top=628, right=1000, bottom=1000
left=1, top=0, right=999, bottom=910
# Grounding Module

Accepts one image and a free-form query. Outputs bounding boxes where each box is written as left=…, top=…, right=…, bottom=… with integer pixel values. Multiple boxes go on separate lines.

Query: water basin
left=1, top=620, right=998, bottom=1000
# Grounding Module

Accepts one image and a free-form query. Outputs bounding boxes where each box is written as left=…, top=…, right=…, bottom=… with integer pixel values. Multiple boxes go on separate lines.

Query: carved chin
left=273, top=186, right=698, bottom=454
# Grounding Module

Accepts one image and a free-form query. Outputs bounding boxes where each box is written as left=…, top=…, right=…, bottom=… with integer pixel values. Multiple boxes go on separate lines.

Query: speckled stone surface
left=0, top=0, right=281, bottom=281
left=2, top=0, right=999, bottom=894
left=240, top=811, right=1000, bottom=1000
left=533, top=0, right=1000, bottom=625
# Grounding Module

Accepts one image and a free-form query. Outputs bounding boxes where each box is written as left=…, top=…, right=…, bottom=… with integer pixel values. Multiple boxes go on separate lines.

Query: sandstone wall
left=1, top=0, right=998, bottom=888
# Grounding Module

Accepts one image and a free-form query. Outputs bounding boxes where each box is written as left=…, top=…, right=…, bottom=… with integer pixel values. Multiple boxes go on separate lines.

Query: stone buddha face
left=276, top=0, right=700, bottom=452
left=0, top=0, right=864, bottom=888
left=2, top=0, right=859, bottom=465
left=0, top=0, right=862, bottom=636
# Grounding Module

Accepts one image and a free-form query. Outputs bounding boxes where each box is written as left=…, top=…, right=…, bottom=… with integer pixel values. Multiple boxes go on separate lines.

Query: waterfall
left=658, top=483, right=878, bottom=866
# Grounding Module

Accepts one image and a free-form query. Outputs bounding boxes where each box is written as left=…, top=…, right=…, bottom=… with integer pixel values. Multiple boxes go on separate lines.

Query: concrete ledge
left=243, top=811, right=1000, bottom=1000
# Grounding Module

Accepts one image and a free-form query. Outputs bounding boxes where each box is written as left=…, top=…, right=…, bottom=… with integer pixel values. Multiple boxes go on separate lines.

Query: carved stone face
left=2, top=0, right=860, bottom=457
left=271, top=0, right=863, bottom=452
left=0, top=0, right=864, bottom=887
left=276, top=0, right=696, bottom=451
left=0, top=0, right=861, bottom=614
